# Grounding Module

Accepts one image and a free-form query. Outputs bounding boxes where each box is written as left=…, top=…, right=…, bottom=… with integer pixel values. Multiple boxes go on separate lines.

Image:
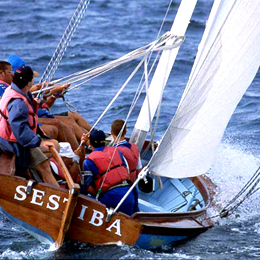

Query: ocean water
left=1, top=0, right=260, bottom=259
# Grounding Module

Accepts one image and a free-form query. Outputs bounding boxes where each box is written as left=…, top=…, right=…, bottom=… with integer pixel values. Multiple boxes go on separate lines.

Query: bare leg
left=68, top=111, right=92, bottom=131
left=34, top=160, right=59, bottom=187
left=38, top=118, right=79, bottom=150
left=39, top=125, right=59, bottom=140
left=54, top=116, right=87, bottom=143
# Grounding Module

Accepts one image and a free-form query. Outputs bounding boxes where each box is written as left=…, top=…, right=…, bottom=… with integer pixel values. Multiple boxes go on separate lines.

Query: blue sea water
left=1, top=0, right=260, bottom=259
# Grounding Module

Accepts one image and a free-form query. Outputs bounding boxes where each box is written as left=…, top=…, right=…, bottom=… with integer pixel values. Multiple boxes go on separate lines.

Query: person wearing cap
left=7, top=55, right=87, bottom=150
left=0, top=66, right=59, bottom=186
left=81, top=129, right=138, bottom=216
left=0, top=61, right=13, bottom=98
left=111, top=119, right=142, bottom=183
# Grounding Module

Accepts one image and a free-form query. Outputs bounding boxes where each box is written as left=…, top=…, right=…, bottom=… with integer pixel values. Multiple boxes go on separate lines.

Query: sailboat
left=1, top=0, right=260, bottom=250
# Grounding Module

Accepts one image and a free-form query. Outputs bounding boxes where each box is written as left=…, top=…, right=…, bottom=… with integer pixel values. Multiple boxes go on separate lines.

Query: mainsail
left=130, top=0, right=198, bottom=149
left=149, top=0, right=260, bottom=178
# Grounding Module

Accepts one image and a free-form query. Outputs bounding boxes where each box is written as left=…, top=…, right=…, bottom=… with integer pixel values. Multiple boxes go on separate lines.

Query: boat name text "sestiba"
left=14, top=185, right=122, bottom=237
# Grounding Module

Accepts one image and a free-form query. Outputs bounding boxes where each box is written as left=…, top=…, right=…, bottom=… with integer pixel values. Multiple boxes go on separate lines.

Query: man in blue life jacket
left=0, top=66, right=59, bottom=186
left=81, top=129, right=138, bottom=216
left=0, top=61, right=13, bottom=98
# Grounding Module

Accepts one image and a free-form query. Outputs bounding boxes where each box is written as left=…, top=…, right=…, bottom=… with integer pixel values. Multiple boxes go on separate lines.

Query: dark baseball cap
left=14, top=66, right=38, bottom=81
left=89, top=129, right=106, bottom=147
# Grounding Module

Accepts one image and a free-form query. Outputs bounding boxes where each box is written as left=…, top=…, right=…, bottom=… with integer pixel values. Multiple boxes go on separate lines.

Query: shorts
left=28, top=147, right=48, bottom=168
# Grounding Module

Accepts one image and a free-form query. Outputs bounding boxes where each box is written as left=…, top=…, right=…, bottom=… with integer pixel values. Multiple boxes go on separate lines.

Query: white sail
left=130, top=0, right=198, bottom=148
left=149, top=0, right=260, bottom=178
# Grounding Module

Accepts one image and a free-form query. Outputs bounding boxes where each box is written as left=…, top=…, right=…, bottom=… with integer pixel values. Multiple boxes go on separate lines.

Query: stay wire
left=204, top=166, right=260, bottom=220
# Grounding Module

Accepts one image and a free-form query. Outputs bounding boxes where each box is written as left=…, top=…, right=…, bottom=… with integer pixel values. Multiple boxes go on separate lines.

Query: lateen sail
left=149, top=0, right=260, bottom=178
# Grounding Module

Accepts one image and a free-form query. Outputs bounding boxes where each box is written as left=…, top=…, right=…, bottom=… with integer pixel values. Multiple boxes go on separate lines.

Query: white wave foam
left=207, top=141, right=260, bottom=222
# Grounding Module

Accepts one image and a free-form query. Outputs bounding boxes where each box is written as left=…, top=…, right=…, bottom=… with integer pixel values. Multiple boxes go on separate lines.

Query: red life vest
left=117, top=143, right=140, bottom=183
left=0, top=86, right=38, bottom=142
left=87, top=146, right=130, bottom=193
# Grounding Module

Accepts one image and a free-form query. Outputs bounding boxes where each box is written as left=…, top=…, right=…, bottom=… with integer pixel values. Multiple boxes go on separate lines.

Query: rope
left=33, top=33, right=185, bottom=97
left=204, top=166, right=260, bottom=220
left=36, top=0, right=90, bottom=99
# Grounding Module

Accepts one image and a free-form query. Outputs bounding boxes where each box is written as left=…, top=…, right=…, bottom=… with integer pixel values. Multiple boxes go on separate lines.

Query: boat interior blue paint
left=139, top=146, right=205, bottom=213
left=0, top=206, right=54, bottom=245
left=138, top=177, right=205, bottom=213
left=135, top=233, right=188, bottom=249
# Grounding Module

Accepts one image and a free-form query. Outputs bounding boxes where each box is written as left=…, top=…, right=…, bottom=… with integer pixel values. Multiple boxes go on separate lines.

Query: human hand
left=50, top=83, right=70, bottom=98
left=81, top=133, right=89, bottom=145
left=31, top=81, right=54, bottom=93
left=40, top=140, right=54, bottom=150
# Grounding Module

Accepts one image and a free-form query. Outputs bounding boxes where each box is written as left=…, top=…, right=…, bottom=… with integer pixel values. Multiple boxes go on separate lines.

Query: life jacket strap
left=0, top=110, right=8, bottom=120
left=105, top=180, right=131, bottom=192
left=95, top=163, right=125, bottom=179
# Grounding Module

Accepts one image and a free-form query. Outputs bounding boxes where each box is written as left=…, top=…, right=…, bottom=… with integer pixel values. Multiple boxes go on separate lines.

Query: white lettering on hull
left=106, top=219, right=122, bottom=237
left=14, top=185, right=26, bottom=201
left=30, top=189, right=45, bottom=206
left=78, top=205, right=122, bottom=237
left=77, top=205, right=88, bottom=220
left=89, top=209, right=104, bottom=227
left=14, top=185, right=122, bottom=237
left=47, top=195, right=60, bottom=210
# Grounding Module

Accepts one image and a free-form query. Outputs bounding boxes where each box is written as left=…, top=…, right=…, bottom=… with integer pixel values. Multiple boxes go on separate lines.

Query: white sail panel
left=149, top=0, right=260, bottom=178
left=131, top=0, right=198, bottom=144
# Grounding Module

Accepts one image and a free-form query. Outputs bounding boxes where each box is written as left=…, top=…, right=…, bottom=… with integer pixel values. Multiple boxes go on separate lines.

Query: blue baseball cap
left=7, top=54, right=39, bottom=77
left=8, top=54, right=25, bottom=73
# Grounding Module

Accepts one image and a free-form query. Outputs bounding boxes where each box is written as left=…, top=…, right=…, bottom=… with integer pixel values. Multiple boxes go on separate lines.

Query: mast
left=130, top=0, right=198, bottom=150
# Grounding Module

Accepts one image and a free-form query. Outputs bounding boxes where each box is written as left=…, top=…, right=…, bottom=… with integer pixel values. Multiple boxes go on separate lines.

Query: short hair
left=0, top=61, right=11, bottom=72
left=111, top=119, right=126, bottom=136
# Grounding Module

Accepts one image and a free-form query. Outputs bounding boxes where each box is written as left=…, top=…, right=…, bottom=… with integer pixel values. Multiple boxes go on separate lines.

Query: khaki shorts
left=28, top=147, right=48, bottom=168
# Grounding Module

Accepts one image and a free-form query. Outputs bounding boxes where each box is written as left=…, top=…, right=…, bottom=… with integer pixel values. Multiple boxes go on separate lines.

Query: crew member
left=81, top=129, right=138, bottom=216
left=0, top=66, right=59, bottom=186
left=0, top=61, right=13, bottom=98
left=111, top=119, right=142, bottom=183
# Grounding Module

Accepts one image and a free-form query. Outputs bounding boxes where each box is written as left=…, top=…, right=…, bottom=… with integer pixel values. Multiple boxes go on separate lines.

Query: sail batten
left=149, top=0, right=260, bottom=178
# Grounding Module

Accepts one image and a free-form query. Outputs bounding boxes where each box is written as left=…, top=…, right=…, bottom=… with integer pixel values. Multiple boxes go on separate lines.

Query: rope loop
left=61, top=95, right=78, bottom=113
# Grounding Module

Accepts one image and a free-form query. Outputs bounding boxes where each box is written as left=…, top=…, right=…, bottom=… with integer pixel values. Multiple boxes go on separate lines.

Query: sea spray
left=208, top=142, right=260, bottom=222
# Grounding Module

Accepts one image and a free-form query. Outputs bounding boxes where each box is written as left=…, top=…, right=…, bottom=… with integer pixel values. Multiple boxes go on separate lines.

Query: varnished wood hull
left=0, top=173, right=212, bottom=249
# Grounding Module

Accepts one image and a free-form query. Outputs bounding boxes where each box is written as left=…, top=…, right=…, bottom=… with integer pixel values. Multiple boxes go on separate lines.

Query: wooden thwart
left=50, top=147, right=80, bottom=248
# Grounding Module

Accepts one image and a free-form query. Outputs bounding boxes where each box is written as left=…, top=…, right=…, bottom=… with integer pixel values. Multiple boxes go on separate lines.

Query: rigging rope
left=33, top=33, right=184, bottom=97
left=36, top=0, right=90, bottom=99
left=205, top=166, right=260, bottom=220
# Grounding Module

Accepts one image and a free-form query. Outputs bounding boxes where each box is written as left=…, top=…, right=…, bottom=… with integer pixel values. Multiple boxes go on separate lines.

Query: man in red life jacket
left=81, top=129, right=138, bottom=216
left=0, top=66, right=59, bottom=186
left=111, top=119, right=142, bottom=183
left=7, top=54, right=90, bottom=150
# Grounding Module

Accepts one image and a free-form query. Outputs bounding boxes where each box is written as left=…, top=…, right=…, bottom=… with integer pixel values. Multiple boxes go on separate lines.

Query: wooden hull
left=0, top=174, right=142, bottom=246
left=0, top=173, right=212, bottom=249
